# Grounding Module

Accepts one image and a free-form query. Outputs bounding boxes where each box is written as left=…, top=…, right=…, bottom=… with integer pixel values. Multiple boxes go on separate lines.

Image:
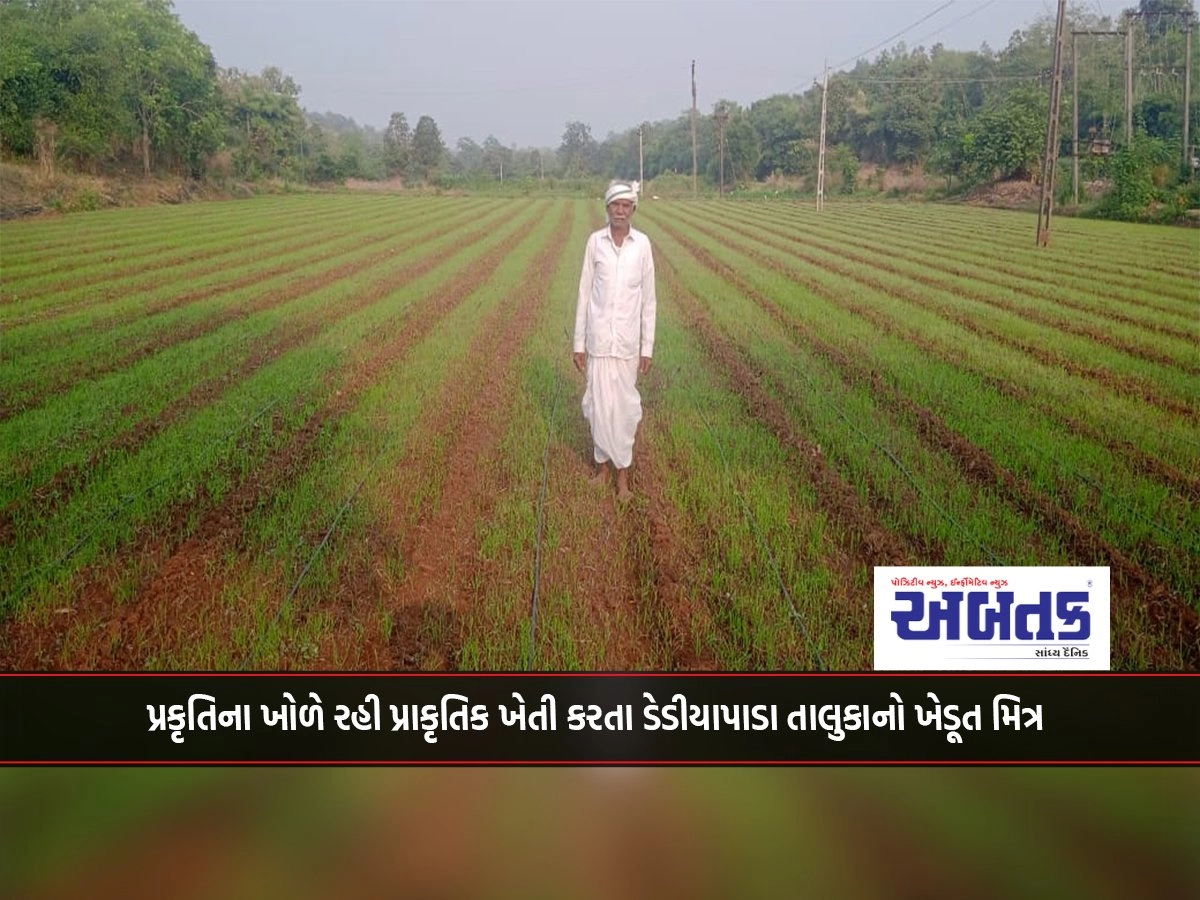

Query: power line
left=910, top=0, right=997, bottom=47
left=841, top=74, right=1044, bottom=85
left=830, top=0, right=959, bottom=72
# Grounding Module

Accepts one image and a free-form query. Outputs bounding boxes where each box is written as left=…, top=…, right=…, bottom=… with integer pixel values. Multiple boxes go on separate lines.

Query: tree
left=559, top=120, right=596, bottom=176
left=961, top=85, right=1047, bottom=182
left=116, top=0, right=223, bottom=176
left=1132, top=0, right=1196, bottom=36
left=453, top=136, right=483, bottom=174
left=383, top=111, right=410, bottom=177
left=724, top=107, right=762, bottom=184
left=481, top=134, right=511, bottom=180
left=411, top=114, right=445, bottom=179
left=220, top=66, right=306, bottom=179
left=748, top=94, right=803, bottom=177
left=0, top=0, right=221, bottom=177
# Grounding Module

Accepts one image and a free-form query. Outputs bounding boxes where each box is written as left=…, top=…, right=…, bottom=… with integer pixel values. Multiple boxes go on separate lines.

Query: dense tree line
left=574, top=1, right=1196, bottom=195
left=0, top=0, right=449, bottom=182
left=1, top=0, right=1195, bottom=215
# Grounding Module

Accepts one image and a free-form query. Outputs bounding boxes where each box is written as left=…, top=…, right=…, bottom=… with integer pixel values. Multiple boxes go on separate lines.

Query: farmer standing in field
left=573, top=180, right=657, bottom=503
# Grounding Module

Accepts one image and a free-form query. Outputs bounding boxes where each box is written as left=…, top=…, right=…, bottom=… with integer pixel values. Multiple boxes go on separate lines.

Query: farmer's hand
left=573, top=351, right=586, bottom=374
left=639, top=356, right=653, bottom=376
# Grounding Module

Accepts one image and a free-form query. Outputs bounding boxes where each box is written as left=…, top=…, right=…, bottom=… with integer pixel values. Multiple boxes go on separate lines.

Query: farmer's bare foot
left=616, top=469, right=633, bottom=503
left=589, top=462, right=610, bottom=486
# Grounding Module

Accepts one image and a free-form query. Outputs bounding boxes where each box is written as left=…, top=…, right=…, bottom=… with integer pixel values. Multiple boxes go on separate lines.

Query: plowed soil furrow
left=913, top=406, right=1199, bottom=668
left=342, top=206, right=576, bottom=670
left=649, top=211, right=1200, bottom=501
left=6, top=199, right=479, bottom=292
left=653, top=217, right=1198, bottom=666
left=0, top=195, right=394, bottom=263
left=809, top=206, right=1200, bottom=298
left=544, top=436, right=659, bottom=670
left=737, top=205, right=1200, bottom=313
left=654, top=213, right=1198, bottom=502
left=629, top=415, right=721, bottom=670
left=9, top=209, right=372, bottom=302
left=0, top=215, right=511, bottom=547
left=2, top=211, right=508, bottom=421
left=686, top=208, right=1200, bottom=405
left=0, top=208, right=541, bottom=669
left=4, top=200, right=483, bottom=331
left=654, top=245, right=914, bottom=574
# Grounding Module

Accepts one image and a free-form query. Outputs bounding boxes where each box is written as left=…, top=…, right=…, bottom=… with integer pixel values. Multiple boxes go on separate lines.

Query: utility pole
left=1072, top=32, right=1079, bottom=206
left=817, top=61, right=829, bottom=211
left=691, top=60, right=698, bottom=196
left=1125, top=12, right=1134, bottom=145
left=1037, top=0, right=1067, bottom=247
left=1185, top=24, right=1192, bottom=173
left=1071, top=28, right=1125, bottom=205
left=638, top=124, right=644, bottom=190
left=715, top=103, right=730, bottom=197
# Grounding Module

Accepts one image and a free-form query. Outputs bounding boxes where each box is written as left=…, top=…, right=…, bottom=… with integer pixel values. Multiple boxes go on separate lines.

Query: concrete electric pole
left=638, top=124, right=644, bottom=191
left=691, top=60, right=698, bottom=196
left=715, top=103, right=730, bottom=197
left=1037, top=0, right=1067, bottom=246
left=817, top=62, right=829, bottom=211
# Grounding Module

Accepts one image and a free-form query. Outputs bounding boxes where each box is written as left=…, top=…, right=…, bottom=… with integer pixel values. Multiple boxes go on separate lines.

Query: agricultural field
left=1, top=193, right=1196, bottom=670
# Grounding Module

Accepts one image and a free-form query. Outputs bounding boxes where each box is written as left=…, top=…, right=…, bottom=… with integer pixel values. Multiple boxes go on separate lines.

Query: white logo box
left=874, top=566, right=1110, bottom=671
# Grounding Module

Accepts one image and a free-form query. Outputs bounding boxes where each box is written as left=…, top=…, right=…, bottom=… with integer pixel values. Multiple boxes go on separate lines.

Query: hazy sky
left=172, top=0, right=1067, bottom=148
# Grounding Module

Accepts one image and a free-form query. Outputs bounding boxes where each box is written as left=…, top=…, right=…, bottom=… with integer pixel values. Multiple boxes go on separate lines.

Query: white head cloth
left=605, top=181, right=638, bottom=207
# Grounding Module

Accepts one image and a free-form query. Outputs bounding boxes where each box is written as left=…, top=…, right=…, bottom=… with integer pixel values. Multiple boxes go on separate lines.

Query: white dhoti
left=581, top=355, right=642, bottom=469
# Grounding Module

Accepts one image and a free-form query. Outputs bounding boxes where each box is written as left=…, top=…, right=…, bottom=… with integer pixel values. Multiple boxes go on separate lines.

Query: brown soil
left=629, top=421, right=720, bottom=669
left=713, top=208, right=1200, bottom=413
left=965, top=178, right=1041, bottom=209
left=655, top=244, right=905, bottom=629
left=319, top=205, right=574, bottom=669
left=0, top=208, right=513, bottom=545
left=650, top=211, right=1198, bottom=668
left=734, top=201, right=1198, bottom=325
left=2, top=205, right=505, bottom=419
left=0, top=205, right=550, bottom=669
left=545, top=436, right=663, bottom=670
left=674, top=207, right=1200, bottom=504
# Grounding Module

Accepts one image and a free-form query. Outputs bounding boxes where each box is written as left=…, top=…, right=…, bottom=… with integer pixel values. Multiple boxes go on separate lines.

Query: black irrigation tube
left=525, top=365, right=565, bottom=672
left=696, top=405, right=827, bottom=672
left=771, top=340, right=1007, bottom=567
left=654, top=240, right=1007, bottom=568
left=999, top=427, right=1194, bottom=549
left=7, top=397, right=280, bottom=607
left=237, top=427, right=403, bottom=672
left=660, top=215, right=1192, bottom=600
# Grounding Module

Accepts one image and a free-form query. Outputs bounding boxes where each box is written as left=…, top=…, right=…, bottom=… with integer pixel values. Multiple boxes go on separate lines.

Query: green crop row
left=0, top=200, right=512, bottom=408
left=1, top=201, right=552, bottom=617
left=728, top=202, right=1197, bottom=340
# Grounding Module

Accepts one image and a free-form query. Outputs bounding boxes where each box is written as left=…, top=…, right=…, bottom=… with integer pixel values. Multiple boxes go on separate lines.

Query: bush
left=1094, top=136, right=1175, bottom=221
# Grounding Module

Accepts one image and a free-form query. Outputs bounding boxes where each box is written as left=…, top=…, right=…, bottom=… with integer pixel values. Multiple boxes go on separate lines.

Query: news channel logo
left=873, top=567, right=1110, bottom=670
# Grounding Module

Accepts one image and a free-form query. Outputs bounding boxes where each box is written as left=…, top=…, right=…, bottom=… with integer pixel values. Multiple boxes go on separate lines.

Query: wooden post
left=1072, top=31, right=1079, bottom=206
left=1125, top=15, right=1134, bottom=146
left=715, top=104, right=729, bottom=198
left=1185, top=25, right=1192, bottom=173
left=691, top=60, right=698, bottom=196
left=638, top=124, right=644, bottom=190
left=1037, top=0, right=1067, bottom=246
left=817, top=62, right=829, bottom=211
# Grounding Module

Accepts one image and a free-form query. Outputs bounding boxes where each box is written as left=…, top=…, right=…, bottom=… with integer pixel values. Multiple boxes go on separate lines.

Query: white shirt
left=573, top=224, right=657, bottom=360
